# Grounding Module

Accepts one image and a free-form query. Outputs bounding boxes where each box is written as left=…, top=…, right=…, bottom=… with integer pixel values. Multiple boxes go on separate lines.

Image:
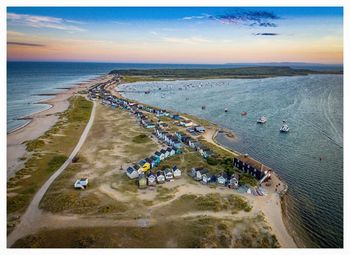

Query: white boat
left=280, top=121, right=289, bottom=132
left=257, top=116, right=267, bottom=124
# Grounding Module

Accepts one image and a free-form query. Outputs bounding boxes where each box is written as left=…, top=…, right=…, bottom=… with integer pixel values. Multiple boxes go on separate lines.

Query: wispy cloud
left=7, top=30, right=26, bottom=37
left=162, top=36, right=211, bottom=44
left=213, top=10, right=281, bottom=27
left=182, top=15, right=209, bottom=20
left=252, top=33, right=279, bottom=36
left=183, top=10, right=281, bottom=28
left=7, top=12, right=86, bottom=32
left=7, top=41, right=45, bottom=47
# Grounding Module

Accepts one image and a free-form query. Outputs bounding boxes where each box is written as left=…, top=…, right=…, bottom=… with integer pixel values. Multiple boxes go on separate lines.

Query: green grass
left=123, top=76, right=163, bottom=83
left=12, top=215, right=279, bottom=248
left=132, top=134, right=151, bottom=143
left=7, top=96, right=93, bottom=218
left=155, top=186, right=177, bottom=202
left=110, top=66, right=341, bottom=79
left=154, top=193, right=251, bottom=216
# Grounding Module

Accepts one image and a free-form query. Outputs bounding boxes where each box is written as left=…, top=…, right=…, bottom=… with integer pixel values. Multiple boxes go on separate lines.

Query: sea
left=119, top=75, right=343, bottom=248
left=7, top=61, right=343, bottom=248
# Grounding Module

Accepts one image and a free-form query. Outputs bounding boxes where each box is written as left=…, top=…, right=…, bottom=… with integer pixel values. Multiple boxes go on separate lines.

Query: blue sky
left=7, top=7, right=343, bottom=63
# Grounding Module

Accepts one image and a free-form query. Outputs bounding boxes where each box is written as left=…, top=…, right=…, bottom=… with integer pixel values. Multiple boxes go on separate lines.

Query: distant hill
left=109, top=66, right=342, bottom=79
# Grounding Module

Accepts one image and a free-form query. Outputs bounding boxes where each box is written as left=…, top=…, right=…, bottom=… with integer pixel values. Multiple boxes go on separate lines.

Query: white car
left=74, top=178, right=88, bottom=189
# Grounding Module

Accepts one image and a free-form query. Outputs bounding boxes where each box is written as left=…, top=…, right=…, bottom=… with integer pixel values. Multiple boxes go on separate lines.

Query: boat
left=257, top=116, right=267, bottom=124
left=241, top=111, right=247, bottom=116
left=202, top=105, right=206, bottom=110
left=224, top=108, right=228, bottom=112
left=280, top=121, right=289, bottom=132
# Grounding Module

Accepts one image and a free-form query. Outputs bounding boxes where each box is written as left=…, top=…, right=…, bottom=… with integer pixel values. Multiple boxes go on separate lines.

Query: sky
left=7, top=7, right=343, bottom=64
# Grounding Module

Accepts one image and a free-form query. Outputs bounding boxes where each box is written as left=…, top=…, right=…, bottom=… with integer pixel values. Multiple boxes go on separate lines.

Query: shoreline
left=107, top=77, right=297, bottom=248
left=7, top=74, right=112, bottom=179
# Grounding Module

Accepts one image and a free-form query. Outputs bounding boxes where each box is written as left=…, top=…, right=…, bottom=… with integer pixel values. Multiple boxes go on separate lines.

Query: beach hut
left=172, top=165, right=182, bottom=178
left=228, top=175, right=239, bottom=189
left=154, top=151, right=164, bottom=161
left=164, top=168, right=174, bottom=181
left=156, top=170, right=165, bottom=184
left=201, top=173, right=213, bottom=185
left=160, top=149, right=167, bottom=160
left=151, top=155, right=160, bottom=167
left=126, top=166, right=139, bottom=179
left=147, top=172, right=157, bottom=186
left=168, top=147, right=176, bottom=157
left=217, top=172, right=228, bottom=186
left=138, top=174, right=147, bottom=189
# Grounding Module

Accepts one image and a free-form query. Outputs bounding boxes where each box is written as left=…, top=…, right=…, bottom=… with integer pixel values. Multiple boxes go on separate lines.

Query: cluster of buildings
left=87, top=81, right=272, bottom=192
left=188, top=168, right=239, bottom=188
left=137, top=166, right=182, bottom=189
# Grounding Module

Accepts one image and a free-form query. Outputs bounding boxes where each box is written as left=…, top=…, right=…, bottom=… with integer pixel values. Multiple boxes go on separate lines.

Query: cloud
left=7, top=41, right=45, bottom=47
left=252, top=33, right=279, bottom=36
left=162, top=36, right=211, bottom=44
left=213, top=10, right=281, bottom=27
left=183, top=10, right=281, bottom=28
left=7, top=30, right=26, bottom=37
left=182, top=15, right=208, bottom=20
left=7, top=12, right=86, bottom=32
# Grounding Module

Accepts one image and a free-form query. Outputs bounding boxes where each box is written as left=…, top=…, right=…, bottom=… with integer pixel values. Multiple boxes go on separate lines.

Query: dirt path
left=7, top=75, right=112, bottom=179
left=7, top=101, right=97, bottom=247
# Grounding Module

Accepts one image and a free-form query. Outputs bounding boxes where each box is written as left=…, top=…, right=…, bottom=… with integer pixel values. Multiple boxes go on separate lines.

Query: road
left=7, top=100, right=97, bottom=247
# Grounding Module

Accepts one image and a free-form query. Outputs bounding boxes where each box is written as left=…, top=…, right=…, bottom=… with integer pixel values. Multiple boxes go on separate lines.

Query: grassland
left=39, top=104, right=161, bottom=215
left=110, top=66, right=341, bottom=80
left=7, top=96, right=93, bottom=232
left=12, top=215, right=279, bottom=248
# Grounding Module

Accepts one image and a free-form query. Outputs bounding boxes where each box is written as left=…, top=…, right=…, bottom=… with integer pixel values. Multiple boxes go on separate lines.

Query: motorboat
left=257, top=116, right=267, bottom=124
left=280, top=121, right=289, bottom=132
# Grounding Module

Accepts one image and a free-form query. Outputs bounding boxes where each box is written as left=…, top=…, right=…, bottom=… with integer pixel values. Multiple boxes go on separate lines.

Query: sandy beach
left=7, top=74, right=112, bottom=179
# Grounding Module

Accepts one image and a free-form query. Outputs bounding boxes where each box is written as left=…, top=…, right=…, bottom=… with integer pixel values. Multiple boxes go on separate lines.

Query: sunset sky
left=7, top=7, right=343, bottom=64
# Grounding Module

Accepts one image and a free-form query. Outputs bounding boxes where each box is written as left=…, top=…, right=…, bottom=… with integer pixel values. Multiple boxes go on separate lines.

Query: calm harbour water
left=119, top=75, right=343, bottom=248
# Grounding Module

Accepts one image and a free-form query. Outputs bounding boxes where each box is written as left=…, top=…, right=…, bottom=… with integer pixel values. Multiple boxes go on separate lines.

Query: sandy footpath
left=7, top=75, right=112, bottom=179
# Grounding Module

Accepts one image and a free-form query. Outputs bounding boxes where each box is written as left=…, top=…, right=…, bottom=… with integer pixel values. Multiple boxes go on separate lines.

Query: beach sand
left=7, top=75, right=112, bottom=179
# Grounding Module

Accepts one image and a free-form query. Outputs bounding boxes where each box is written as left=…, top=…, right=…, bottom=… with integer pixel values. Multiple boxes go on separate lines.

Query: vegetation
left=154, top=193, right=251, bottom=215
left=7, top=96, right=93, bottom=222
left=110, top=66, right=341, bottom=79
left=132, top=133, right=151, bottom=143
left=12, top=215, right=279, bottom=248
left=122, top=76, right=163, bottom=83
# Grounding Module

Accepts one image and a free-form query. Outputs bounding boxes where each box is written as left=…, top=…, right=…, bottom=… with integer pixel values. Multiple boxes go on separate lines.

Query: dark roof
left=236, top=155, right=272, bottom=172
left=155, top=151, right=161, bottom=156
left=164, top=168, right=172, bottom=174
left=199, top=169, right=209, bottom=174
left=147, top=172, right=156, bottom=177
left=133, top=164, right=140, bottom=170
left=127, top=167, right=136, bottom=174
left=218, top=172, right=228, bottom=179
left=145, top=158, right=152, bottom=163
left=160, top=149, right=166, bottom=154
left=166, top=147, right=172, bottom=152
left=172, top=165, right=178, bottom=170
left=156, top=170, right=164, bottom=176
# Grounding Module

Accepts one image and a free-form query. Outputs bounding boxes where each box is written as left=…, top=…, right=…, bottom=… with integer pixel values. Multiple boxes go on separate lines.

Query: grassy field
left=39, top=104, right=160, bottom=215
left=7, top=96, right=93, bottom=232
left=110, top=66, right=341, bottom=79
left=153, top=193, right=251, bottom=216
left=12, top=215, right=279, bottom=248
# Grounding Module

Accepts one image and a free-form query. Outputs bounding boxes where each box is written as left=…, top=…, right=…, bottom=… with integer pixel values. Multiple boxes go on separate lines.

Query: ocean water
left=7, top=61, right=342, bottom=133
left=119, top=74, right=343, bottom=248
